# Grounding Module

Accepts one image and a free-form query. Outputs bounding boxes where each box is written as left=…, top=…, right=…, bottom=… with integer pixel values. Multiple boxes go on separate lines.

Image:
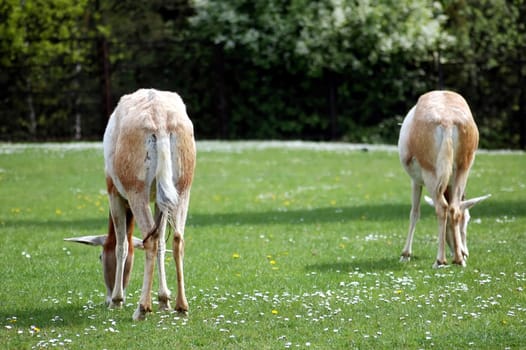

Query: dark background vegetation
left=1, top=0, right=525, bottom=149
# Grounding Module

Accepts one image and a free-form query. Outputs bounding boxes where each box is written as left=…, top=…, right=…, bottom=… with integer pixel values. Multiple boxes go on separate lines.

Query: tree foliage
left=440, top=0, right=526, bottom=148
left=190, top=0, right=451, bottom=75
left=0, top=0, right=524, bottom=148
left=0, top=0, right=97, bottom=139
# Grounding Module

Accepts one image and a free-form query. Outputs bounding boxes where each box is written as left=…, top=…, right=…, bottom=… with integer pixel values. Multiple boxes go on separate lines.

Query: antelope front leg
left=108, top=194, right=128, bottom=308
left=451, top=221, right=467, bottom=266
left=110, top=237, right=128, bottom=308
left=401, top=182, right=422, bottom=262
left=451, top=247, right=466, bottom=266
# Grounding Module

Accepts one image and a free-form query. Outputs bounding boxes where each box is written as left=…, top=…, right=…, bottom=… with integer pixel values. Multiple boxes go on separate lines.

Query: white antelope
left=398, top=90, right=490, bottom=268
left=66, top=88, right=196, bottom=320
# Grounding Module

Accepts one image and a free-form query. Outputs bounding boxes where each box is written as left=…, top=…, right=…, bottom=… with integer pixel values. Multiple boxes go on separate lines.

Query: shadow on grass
left=471, top=198, right=525, bottom=218
left=3, top=199, right=523, bottom=233
left=189, top=203, right=411, bottom=227
left=2, top=203, right=411, bottom=232
left=188, top=199, right=524, bottom=227
left=1, top=218, right=106, bottom=233
left=0, top=300, right=149, bottom=329
left=0, top=304, right=101, bottom=329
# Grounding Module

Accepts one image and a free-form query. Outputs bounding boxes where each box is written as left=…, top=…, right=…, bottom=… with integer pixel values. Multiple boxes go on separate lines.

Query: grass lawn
left=0, top=141, right=524, bottom=349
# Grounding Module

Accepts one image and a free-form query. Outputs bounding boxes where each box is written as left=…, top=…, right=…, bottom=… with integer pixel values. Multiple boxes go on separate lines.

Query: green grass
left=1, top=141, right=525, bottom=349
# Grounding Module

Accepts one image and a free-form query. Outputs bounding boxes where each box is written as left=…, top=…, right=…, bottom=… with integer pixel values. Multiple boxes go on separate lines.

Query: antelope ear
left=64, top=235, right=107, bottom=246
left=65, top=235, right=145, bottom=249
left=461, top=194, right=491, bottom=210
left=424, top=195, right=435, bottom=207
left=132, top=236, right=144, bottom=250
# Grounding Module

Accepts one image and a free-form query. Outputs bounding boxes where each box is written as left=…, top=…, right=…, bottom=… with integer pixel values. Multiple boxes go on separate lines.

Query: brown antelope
left=398, top=90, right=490, bottom=268
left=66, top=88, right=196, bottom=320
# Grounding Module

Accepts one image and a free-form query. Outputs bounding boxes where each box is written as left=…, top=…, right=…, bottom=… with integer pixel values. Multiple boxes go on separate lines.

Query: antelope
left=398, top=90, right=490, bottom=268
left=66, top=88, right=196, bottom=320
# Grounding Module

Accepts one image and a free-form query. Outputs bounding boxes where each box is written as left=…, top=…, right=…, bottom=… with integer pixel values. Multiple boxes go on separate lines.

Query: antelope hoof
left=158, top=295, right=172, bottom=311
left=175, top=308, right=189, bottom=317
left=133, top=305, right=151, bottom=321
left=109, top=298, right=124, bottom=309
left=452, top=259, right=467, bottom=267
left=175, top=304, right=189, bottom=316
left=175, top=295, right=189, bottom=315
left=433, top=260, right=449, bottom=269
left=400, top=254, right=411, bottom=262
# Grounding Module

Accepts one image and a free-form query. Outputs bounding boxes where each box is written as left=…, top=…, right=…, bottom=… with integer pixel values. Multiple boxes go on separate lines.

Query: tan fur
left=102, top=88, right=195, bottom=320
left=398, top=90, right=487, bottom=267
left=404, top=92, right=478, bottom=172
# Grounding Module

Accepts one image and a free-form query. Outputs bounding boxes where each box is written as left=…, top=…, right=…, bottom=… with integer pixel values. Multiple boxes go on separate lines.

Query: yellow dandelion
left=269, top=260, right=277, bottom=265
left=271, top=309, right=278, bottom=315
left=232, top=253, right=240, bottom=259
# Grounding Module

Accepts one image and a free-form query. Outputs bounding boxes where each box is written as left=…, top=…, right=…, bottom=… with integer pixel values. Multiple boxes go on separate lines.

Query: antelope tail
left=435, top=125, right=454, bottom=198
